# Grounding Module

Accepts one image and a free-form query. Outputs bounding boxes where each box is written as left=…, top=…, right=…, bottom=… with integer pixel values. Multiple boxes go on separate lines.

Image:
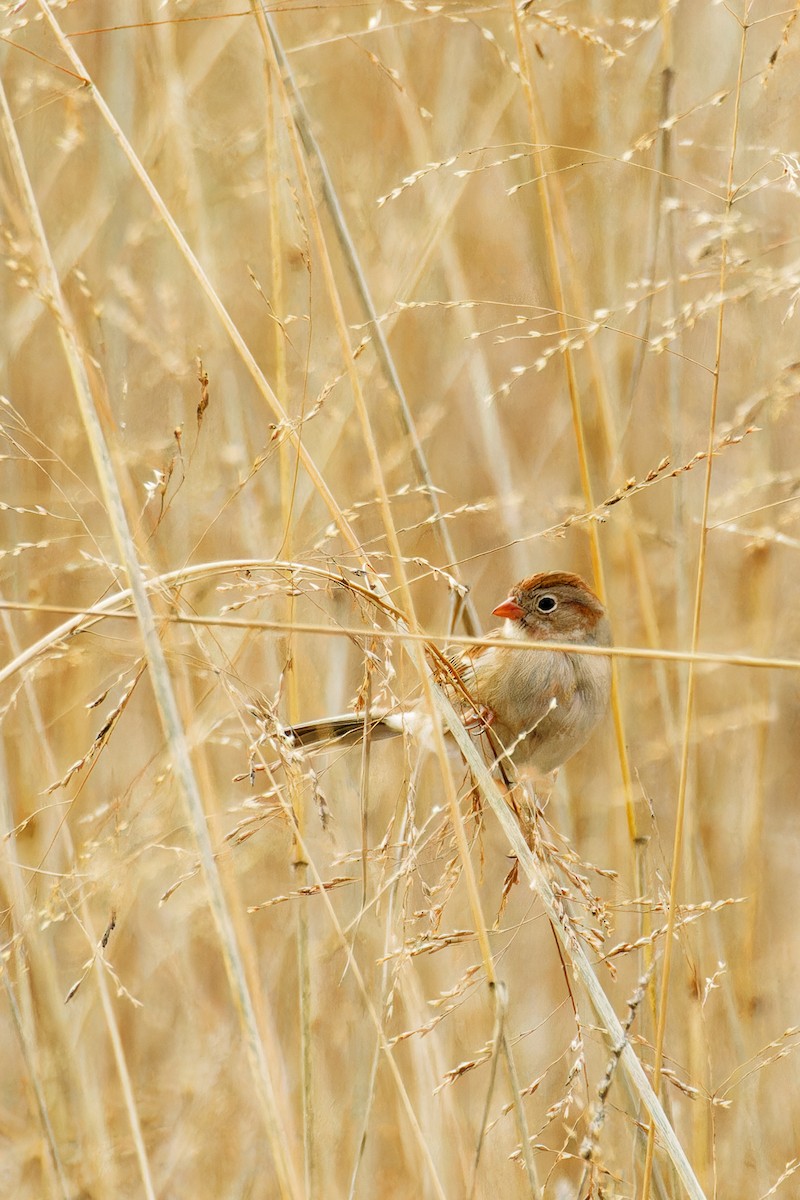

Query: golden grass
left=2, top=2, right=800, bottom=1196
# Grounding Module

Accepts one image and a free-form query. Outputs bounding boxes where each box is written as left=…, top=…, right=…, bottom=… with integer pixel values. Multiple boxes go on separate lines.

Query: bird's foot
left=464, top=705, right=496, bottom=733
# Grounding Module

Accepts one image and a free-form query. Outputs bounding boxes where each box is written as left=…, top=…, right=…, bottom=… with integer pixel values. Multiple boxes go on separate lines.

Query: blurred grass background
left=2, top=1, right=800, bottom=1196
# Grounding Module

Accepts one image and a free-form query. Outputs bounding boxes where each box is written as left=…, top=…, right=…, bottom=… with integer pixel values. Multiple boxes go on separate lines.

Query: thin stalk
left=18, top=17, right=304, bottom=1195
left=509, top=6, right=637, bottom=842
left=5, top=579, right=800, bottom=692
left=255, top=1, right=480, bottom=636
left=429, top=678, right=707, bottom=1200
left=35, top=1, right=366, bottom=565
left=252, top=0, right=505, bottom=1074
left=640, top=7, right=750, bottom=1197
left=1, top=965, right=71, bottom=1199
left=263, top=55, right=316, bottom=1200
left=0, top=76, right=157, bottom=1200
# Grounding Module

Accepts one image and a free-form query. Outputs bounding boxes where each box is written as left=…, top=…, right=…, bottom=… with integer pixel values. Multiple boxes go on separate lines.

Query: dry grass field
left=2, top=2, right=800, bottom=1197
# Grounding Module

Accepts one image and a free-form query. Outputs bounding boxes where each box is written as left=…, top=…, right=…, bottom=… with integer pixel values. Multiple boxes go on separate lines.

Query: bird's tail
left=281, top=711, right=417, bottom=750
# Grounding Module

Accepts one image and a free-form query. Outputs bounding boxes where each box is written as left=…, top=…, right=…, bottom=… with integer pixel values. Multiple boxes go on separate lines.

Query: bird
left=282, top=572, right=612, bottom=776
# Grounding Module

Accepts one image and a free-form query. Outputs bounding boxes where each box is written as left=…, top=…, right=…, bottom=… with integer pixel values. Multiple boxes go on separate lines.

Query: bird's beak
left=492, top=597, right=525, bottom=620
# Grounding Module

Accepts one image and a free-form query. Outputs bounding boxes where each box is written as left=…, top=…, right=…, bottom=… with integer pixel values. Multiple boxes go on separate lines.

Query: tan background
left=1, top=2, right=799, bottom=1197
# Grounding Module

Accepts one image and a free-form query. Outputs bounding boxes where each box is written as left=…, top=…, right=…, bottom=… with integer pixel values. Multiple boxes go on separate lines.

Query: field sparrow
left=284, top=572, right=611, bottom=774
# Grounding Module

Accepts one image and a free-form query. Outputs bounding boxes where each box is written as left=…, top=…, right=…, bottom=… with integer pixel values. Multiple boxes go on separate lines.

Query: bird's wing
left=446, top=631, right=500, bottom=699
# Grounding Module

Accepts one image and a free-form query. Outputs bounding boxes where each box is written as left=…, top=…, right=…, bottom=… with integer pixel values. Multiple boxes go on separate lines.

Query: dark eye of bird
left=536, top=594, right=557, bottom=613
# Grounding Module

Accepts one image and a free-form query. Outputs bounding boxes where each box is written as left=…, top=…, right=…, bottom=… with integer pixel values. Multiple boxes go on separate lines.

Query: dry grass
left=2, top=2, right=800, bottom=1197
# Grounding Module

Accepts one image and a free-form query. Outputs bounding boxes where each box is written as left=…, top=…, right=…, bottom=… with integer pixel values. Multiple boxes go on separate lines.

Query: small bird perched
left=284, top=572, right=612, bottom=775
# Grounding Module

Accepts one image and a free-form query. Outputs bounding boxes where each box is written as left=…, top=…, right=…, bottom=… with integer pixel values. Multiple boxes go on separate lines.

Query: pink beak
left=492, top=597, right=525, bottom=620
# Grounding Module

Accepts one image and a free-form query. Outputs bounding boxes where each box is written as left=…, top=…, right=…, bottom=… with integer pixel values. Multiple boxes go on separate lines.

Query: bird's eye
left=536, top=594, right=557, bottom=613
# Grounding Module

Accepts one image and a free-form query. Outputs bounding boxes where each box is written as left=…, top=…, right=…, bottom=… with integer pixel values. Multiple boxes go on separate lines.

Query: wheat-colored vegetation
left=2, top=1, right=800, bottom=1197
